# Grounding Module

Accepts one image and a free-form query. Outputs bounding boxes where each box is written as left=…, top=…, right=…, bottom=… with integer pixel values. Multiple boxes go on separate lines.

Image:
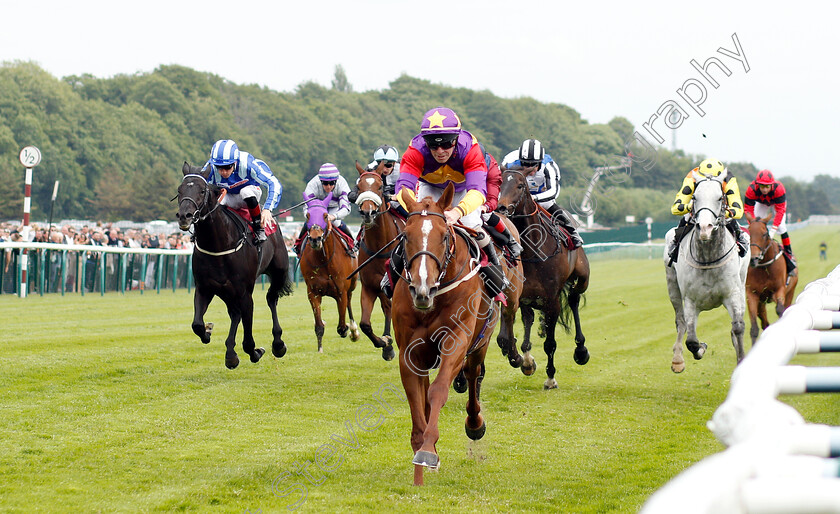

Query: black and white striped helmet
left=519, top=139, right=544, bottom=165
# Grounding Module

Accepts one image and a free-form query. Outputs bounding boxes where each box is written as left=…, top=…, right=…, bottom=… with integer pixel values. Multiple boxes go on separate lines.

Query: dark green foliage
left=0, top=61, right=830, bottom=224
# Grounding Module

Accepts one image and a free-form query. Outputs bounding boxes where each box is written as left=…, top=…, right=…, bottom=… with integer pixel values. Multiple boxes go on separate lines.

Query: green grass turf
left=1, top=224, right=838, bottom=513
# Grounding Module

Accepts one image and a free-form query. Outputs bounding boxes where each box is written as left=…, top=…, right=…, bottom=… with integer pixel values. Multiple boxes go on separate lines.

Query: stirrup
left=507, top=240, right=523, bottom=259
left=380, top=273, right=394, bottom=299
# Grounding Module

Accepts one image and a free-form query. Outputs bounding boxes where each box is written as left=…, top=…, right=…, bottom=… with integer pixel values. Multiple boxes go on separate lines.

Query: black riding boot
left=727, top=218, right=747, bottom=257
left=251, top=220, right=266, bottom=244
left=380, top=244, right=405, bottom=299
left=484, top=212, right=522, bottom=259
left=548, top=204, right=584, bottom=248
left=668, top=218, right=691, bottom=266
left=479, top=240, right=509, bottom=303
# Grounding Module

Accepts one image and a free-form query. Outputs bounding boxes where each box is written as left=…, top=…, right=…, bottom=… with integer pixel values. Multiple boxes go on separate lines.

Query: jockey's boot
left=727, top=219, right=748, bottom=257
left=252, top=220, right=266, bottom=244
left=479, top=242, right=510, bottom=305
left=668, top=218, right=692, bottom=266
left=380, top=245, right=405, bottom=299
left=551, top=206, right=584, bottom=248
left=484, top=214, right=523, bottom=259
left=783, top=245, right=797, bottom=275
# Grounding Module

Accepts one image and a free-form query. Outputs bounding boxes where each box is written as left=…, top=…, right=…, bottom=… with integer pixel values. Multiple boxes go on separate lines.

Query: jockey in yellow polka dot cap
left=666, top=158, right=748, bottom=265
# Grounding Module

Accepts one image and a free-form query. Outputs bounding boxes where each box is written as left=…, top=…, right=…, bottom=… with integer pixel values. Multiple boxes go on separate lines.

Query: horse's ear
left=762, top=214, right=774, bottom=224
left=182, top=162, right=191, bottom=176
left=745, top=212, right=755, bottom=223
left=323, top=191, right=334, bottom=206
left=398, top=188, right=417, bottom=213
left=355, top=161, right=366, bottom=175
left=438, top=183, right=455, bottom=211
left=690, top=170, right=704, bottom=182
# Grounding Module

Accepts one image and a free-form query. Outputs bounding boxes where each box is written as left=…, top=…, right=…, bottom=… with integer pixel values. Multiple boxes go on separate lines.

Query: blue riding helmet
left=210, top=140, right=239, bottom=167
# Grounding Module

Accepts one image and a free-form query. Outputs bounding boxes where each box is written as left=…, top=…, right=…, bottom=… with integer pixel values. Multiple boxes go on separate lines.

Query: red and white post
left=18, top=146, right=41, bottom=298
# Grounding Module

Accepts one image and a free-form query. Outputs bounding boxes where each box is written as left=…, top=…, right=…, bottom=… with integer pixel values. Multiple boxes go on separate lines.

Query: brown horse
left=745, top=213, right=797, bottom=346
left=496, top=169, right=590, bottom=389
left=299, top=194, right=360, bottom=352
left=392, top=184, right=496, bottom=486
left=352, top=161, right=402, bottom=361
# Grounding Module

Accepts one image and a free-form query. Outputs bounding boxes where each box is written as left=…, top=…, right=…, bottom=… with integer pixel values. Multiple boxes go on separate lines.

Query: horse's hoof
left=687, top=342, right=707, bottom=360
left=272, top=341, right=287, bottom=359
left=574, top=346, right=590, bottom=365
left=337, top=326, right=349, bottom=338
left=382, top=344, right=395, bottom=361
left=509, top=354, right=523, bottom=369
left=453, top=371, right=467, bottom=394
left=465, top=419, right=486, bottom=441
left=543, top=378, right=558, bottom=390
left=521, top=357, right=537, bottom=376
left=672, top=362, right=686, bottom=373
left=225, top=356, right=240, bottom=369
left=250, top=347, right=265, bottom=363
left=350, top=329, right=360, bottom=342
left=413, top=450, right=439, bottom=470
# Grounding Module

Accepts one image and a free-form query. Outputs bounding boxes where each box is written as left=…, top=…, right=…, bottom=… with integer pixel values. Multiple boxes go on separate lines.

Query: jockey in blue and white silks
left=202, top=139, right=282, bottom=243
left=501, top=138, right=583, bottom=248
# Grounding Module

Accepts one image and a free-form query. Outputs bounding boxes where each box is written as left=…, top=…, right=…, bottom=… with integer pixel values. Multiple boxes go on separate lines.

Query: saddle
left=228, top=207, right=278, bottom=237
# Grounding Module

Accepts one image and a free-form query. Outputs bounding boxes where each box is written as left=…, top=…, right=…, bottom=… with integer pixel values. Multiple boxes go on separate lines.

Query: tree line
left=0, top=61, right=834, bottom=226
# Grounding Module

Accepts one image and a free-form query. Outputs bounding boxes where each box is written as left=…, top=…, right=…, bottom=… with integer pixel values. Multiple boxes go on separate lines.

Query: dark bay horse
left=745, top=213, right=798, bottom=346
left=299, top=194, right=360, bottom=352
left=176, top=163, right=292, bottom=369
left=352, top=161, right=402, bottom=361
left=496, top=169, right=590, bottom=389
left=392, top=184, right=495, bottom=486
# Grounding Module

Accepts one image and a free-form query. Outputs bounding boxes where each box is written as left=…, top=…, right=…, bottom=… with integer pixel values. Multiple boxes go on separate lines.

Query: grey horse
left=664, top=173, right=749, bottom=373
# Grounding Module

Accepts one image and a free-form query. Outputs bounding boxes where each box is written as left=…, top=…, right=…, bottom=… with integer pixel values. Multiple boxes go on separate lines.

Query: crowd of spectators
left=0, top=221, right=193, bottom=250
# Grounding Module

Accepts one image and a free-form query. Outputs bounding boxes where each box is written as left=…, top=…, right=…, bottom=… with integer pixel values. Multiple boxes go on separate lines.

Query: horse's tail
left=278, top=265, right=294, bottom=298
left=556, top=277, right=587, bottom=334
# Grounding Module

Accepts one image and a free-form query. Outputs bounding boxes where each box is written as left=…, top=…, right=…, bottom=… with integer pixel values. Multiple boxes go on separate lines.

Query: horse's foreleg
left=747, top=292, right=761, bottom=347
left=724, top=294, right=747, bottom=363
left=336, top=290, right=350, bottom=339
left=345, top=289, right=360, bottom=342
left=773, top=287, right=786, bottom=320
left=224, top=303, right=242, bottom=369
left=667, top=268, right=688, bottom=373
left=266, top=279, right=286, bottom=359
left=399, top=351, right=431, bottom=485
left=464, top=349, right=488, bottom=441
left=519, top=305, right=537, bottom=376
left=682, top=299, right=707, bottom=362
left=240, top=293, right=264, bottom=364
left=359, top=286, right=382, bottom=347
left=191, top=289, right=213, bottom=344
left=380, top=294, right=395, bottom=361
left=568, top=288, right=589, bottom=366
left=542, top=309, right=559, bottom=390
left=496, top=303, right=522, bottom=369
left=308, top=291, right=325, bottom=353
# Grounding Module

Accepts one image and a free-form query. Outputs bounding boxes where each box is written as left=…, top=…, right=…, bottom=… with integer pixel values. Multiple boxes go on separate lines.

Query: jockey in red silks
left=745, top=169, right=797, bottom=275
left=479, top=144, right=522, bottom=259
left=380, top=107, right=509, bottom=303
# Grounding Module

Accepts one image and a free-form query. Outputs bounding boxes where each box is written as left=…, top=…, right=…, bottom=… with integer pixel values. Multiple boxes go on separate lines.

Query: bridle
left=178, top=173, right=244, bottom=256
left=499, top=170, right=538, bottom=218
left=178, top=174, right=222, bottom=227
left=401, top=211, right=454, bottom=291
left=749, top=221, right=782, bottom=268
left=690, top=177, right=726, bottom=228
left=687, top=178, right=736, bottom=267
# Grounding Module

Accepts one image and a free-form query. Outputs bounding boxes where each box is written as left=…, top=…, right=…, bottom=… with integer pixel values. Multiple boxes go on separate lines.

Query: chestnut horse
left=745, top=213, right=798, bottom=346
left=496, top=169, right=590, bottom=389
left=299, top=194, right=360, bottom=352
left=176, top=163, right=293, bottom=369
left=392, top=184, right=496, bottom=486
left=352, top=161, right=402, bottom=361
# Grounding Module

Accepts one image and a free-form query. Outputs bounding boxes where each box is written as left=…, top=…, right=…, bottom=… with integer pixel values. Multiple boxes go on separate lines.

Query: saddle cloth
left=228, top=207, right=278, bottom=236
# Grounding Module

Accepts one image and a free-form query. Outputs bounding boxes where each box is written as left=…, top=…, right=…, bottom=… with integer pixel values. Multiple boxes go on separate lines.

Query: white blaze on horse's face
left=365, top=177, right=375, bottom=186
left=417, top=219, right=433, bottom=287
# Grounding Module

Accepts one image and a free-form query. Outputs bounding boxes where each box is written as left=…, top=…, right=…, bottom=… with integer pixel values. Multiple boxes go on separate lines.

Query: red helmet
left=755, top=169, right=775, bottom=185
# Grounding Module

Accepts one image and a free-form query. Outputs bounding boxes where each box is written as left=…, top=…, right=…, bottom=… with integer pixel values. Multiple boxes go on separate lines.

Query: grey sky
left=3, top=0, right=838, bottom=181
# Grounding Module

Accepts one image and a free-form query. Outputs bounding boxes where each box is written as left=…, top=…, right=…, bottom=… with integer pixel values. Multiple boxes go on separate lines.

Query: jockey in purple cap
left=380, top=107, right=510, bottom=303
left=203, top=139, right=282, bottom=244
left=294, top=163, right=355, bottom=255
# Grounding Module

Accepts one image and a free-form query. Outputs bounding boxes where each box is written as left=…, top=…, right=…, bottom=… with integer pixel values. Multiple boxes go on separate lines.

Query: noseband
left=355, top=171, right=387, bottom=224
